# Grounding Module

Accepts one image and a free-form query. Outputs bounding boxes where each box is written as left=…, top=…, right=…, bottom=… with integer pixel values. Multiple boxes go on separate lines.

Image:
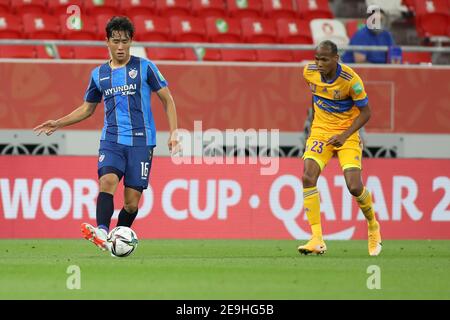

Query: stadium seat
left=310, top=19, right=349, bottom=46
left=0, top=0, right=10, bottom=14
left=133, top=15, right=170, bottom=41
left=227, top=0, right=263, bottom=19
left=276, top=18, right=312, bottom=44
left=256, top=49, right=294, bottom=61
left=156, top=0, right=191, bottom=17
left=184, top=47, right=222, bottom=60
left=295, top=0, right=333, bottom=21
left=60, top=15, right=97, bottom=40
left=205, top=17, right=243, bottom=43
left=11, top=0, right=46, bottom=15
left=346, top=19, right=365, bottom=38
left=96, top=14, right=116, bottom=39
left=414, top=0, right=449, bottom=37
left=85, top=0, right=119, bottom=16
left=292, top=49, right=314, bottom=62
left=22, top=14, right=60, bottom=39
left=146, top=47, right=186, bottom=60
left=241, top=18, right=277, bottom=43
left=0, top=13, right=23, bottom=38
left=262, top=0, right=297, bottom=19
left=191, top=0, right=226, bottom=18
left=0, top=45, right=36, bottom=58
left=47, top=0, right=84, bottom=16
left=169, top=16, right=207, bottom=42
left=120, top=0, right=156, bottom=17
left=402, top=51, right=432, bottom=64
left=72, top=46, right=110, bottom=59
left=402, top=0, right=416, bottom=11
left=220, top=49, right=257, bottom=61
left=36, top=44, right=60, bottom=58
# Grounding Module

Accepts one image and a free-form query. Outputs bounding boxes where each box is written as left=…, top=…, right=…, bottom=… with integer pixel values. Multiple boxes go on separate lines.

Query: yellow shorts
left=303, top=133, right=363, bottom=171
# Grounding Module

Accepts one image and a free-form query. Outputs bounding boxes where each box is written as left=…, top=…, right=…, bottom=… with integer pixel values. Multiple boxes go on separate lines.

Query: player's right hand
left=33, top=120, right=60, bottom=136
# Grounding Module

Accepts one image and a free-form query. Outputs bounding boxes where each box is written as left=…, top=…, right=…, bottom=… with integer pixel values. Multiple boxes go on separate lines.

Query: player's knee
left=302, top=172, right=318, bottom=188
left=99, top=176, right=118, bottom=193
left=347, top=184, right=363, bottom=197
left=124, top=203, right=138, bottom=214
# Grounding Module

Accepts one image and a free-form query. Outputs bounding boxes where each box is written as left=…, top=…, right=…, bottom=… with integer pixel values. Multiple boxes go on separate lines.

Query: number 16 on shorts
left=141, top=162, right=149, bottom=179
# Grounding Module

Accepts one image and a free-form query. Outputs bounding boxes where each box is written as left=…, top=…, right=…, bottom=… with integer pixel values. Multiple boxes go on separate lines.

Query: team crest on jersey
left=99, top=154, right=105, bottom=162
left=334, top=90, right=341, bottom=99
left=129, top=68, right=138, bottom=79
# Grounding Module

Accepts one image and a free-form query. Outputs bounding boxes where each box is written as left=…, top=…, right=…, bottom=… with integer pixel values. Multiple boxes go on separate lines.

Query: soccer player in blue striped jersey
left=34, top=16, right=178, bottom=253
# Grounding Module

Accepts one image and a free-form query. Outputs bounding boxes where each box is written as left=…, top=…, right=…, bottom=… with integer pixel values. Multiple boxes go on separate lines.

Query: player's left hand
left=326, top=134, right=347, bottom=148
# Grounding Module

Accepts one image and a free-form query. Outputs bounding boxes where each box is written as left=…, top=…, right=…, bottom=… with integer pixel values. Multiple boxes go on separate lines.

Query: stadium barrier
left=1, top=156, right=449, bottom=239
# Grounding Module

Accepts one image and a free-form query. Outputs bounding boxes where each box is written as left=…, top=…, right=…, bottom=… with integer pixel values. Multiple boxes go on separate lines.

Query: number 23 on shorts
left=309, top=141, right=324, bottom=153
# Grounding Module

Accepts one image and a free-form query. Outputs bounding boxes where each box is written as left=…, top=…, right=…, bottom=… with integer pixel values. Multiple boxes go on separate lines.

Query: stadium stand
left=0, top=0, right=447, bottom=63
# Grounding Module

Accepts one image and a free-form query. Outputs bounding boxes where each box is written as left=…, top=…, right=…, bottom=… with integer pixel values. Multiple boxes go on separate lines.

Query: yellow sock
left=355, top=187, right=377, bottom=228
left=304, top=186, right=322, bottom=240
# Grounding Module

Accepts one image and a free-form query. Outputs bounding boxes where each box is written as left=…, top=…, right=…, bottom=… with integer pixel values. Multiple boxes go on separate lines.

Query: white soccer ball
left=107, top=226, right=138, bottom=258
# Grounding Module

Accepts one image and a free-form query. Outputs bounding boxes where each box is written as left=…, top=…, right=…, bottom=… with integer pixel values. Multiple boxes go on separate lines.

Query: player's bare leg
left=298, top=159, right=327, bottom=255
left=344, top=168, right=382, bottom=256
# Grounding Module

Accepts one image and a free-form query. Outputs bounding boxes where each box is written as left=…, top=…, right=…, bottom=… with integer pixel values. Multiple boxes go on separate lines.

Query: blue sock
left=96, top=192, right=114, bottom=233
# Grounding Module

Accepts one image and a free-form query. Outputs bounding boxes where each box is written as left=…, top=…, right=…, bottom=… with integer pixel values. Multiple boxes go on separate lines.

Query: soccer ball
left=107, top=226, right=138, bottom=258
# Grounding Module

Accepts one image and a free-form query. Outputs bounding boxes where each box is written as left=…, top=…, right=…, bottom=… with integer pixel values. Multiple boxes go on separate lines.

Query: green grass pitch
left=1, top=239, right=449, bottom=299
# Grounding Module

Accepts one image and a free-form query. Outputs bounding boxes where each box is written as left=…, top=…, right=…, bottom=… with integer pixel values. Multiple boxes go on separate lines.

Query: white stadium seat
left=310, top=19, right=349, bottom=47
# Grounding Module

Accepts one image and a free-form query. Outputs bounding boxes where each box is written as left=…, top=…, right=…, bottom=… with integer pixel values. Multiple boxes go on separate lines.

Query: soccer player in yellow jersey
left=298, top=40, right=382, bottom=256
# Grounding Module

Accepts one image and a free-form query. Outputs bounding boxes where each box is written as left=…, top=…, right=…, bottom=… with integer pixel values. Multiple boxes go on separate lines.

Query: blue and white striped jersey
left=84, top=55, right=168, bottom=147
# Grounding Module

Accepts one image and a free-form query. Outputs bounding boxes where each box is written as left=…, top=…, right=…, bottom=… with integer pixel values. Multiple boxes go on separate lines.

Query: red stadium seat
left=191, top=0, right=226, bottom=18
left=276, top=18, right=312, bottom=44
left=402, top=51, right=432, bottom=64
left=57, top=46, right=74, bottom=58
left=262, top=0, right=297, bottom=19
left=184, top=47, right=222, bottom=60
left=72, top=46, right=110, bottom=59
left=22, top=14, right=60, bottom=39
left=155, top=0, right=191, bottom=17
left=256, top=49, right=293, bottom=61
left=120, top=0, right=155, bottom=17
left=241, top=18, right=277, bottom=43
left=346, top=19, right=365, bottom=38
left=96, top=14, right=115, bottom=39
left=0, top=0, right=10, bottom=13
left=60, top=15, right=97, bottom=40
left=0, top=45, right=36, bottom=58
left=133, top=15, right=170, bottom=41
left=402, top=0, right=416, bottom=11
left=11, top=0, right=46, bottom=15
left=205, top=17, right=242, bottom=43
left=47, top=0, right=84, bottom=16
left=227, top=0, right=263, bottom=19
left=220, top=49, right=257, bottom=61
left=146, top=47, right=186, bottom=60
left=295, top=0, right=333, bottom=21
left=414, top=0, right=449, bottom=37
left=84, top=0, right=119, bottom=17
left=170, top=16, right=207, bottom=42
left=0, top=13, right=23, bottom=38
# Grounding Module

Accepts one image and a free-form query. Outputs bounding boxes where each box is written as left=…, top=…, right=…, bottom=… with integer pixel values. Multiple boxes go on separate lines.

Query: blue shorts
left=97, top=140, right=154, bottom=191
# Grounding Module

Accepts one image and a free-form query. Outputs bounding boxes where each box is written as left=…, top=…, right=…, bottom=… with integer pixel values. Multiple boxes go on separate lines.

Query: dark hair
left=318, top=40, right=338, bottom=55
left=106, top=16, right=134, bottom=39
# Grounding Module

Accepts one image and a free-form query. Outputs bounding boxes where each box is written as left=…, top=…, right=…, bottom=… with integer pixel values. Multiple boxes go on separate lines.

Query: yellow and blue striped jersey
left=303, top=63, right=368, bottom=138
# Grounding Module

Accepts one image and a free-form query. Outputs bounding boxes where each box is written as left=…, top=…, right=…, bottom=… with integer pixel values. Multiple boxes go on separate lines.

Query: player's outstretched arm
left=327, top=104, right=371, bottom=147
left=33, top=101, right=98, bottom=136
left=156, top=87, right=179, bottom=154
